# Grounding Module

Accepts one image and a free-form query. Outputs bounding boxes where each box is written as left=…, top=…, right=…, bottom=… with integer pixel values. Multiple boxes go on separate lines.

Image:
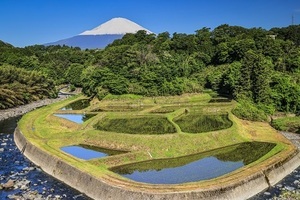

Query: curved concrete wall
left=14, top=128, right=300, bottom=200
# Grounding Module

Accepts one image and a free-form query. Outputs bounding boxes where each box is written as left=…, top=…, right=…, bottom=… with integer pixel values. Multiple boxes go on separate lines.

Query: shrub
left=271, top=117, right=300, bottom=133
left=232, top=99, right=267, bottom=121
left=69, top=84, right=76, bottom=92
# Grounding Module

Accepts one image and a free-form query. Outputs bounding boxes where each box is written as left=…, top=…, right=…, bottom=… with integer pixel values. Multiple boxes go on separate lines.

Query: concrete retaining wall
left=14, top=128, right=300, bottom=200
left=266, top=152, right=300, bottom=186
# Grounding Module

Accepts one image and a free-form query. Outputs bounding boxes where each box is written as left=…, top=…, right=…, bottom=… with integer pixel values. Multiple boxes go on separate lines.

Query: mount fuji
left=45, top=17, right=153, bottom=49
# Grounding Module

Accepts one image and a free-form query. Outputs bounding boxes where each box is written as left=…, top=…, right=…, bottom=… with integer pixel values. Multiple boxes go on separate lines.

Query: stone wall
left=14, top=128, right=300, bottom=200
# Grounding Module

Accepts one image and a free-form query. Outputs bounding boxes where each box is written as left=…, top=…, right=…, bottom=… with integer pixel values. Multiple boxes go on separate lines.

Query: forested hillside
left=0, top=65, right=57, bottom=109
left=0, top=24, right=299, bottom=119
left=82, top=24, right=300, bottom=119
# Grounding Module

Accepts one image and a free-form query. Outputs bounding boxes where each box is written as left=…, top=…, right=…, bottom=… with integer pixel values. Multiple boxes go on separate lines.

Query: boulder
left=15, top=179, right=31, bottom=189
left=264, top=192, right=271, bottom=196
left=20, top=184, right=28, bottom=190
left=2, top=179, right=14, bottom=189
left=7, top=194, right=20, bottom=199
left=23, top=190, right=42, bottom=200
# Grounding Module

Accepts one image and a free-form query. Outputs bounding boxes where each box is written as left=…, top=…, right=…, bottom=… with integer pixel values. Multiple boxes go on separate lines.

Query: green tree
left=65, top=63, right=84, bottom=86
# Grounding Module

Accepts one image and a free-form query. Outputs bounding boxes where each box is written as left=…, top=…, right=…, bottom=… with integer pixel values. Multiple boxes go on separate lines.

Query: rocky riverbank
left=0, top=117, right=89, bottom=200
left=0, top=96, right=68, bottom=121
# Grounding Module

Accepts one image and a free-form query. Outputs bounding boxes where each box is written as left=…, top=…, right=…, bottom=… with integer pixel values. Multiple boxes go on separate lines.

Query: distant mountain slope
left=45, top=35, right=123, bottom=49
left=0, top=40, right=13, bottom=48
left=45, top=17, right=153, bottom=49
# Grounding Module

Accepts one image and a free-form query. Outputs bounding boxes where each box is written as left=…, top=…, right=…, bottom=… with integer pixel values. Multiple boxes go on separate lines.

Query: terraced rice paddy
left=18, top=93, right=294, bottom=190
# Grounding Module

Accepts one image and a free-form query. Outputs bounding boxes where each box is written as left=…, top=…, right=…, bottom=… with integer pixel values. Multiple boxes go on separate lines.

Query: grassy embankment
left=18, top=93, right=296, bottom=190
left=272, top=116, right=300, bottom=133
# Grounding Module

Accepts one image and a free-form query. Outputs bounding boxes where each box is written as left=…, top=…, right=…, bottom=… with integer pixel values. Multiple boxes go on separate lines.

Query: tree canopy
left=0, top=24, right=299, bottom=116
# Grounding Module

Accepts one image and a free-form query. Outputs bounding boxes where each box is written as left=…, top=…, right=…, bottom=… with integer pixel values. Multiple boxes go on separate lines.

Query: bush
left=96, top=86, right=109, bottom=100
left=271, top=117, right=300, bottom=133
left=69, top=84, right=76, bottom=92
left=232, top=99, right=267, bottom=121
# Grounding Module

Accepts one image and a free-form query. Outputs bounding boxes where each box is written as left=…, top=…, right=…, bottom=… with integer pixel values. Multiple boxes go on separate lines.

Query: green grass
left=94, top=105, right=151, bottom=112
left=150, top=107, right=176, bottom=113
left=174, top=113, right=233, bottom=133
left=95, top=116, right=177, bottom=134
left=271, top=116, right=300, bottom=133
left=151, top=106, right=180, bottom=113
left=153, top=93, right=211, bottom=104
left=103, top=94, right=143, bottom=100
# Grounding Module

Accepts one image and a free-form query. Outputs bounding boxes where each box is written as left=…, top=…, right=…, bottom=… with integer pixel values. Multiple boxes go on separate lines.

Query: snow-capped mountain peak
left=45, top=17, right=153, bottom=49
left=79, top=17, right=153, bottom=35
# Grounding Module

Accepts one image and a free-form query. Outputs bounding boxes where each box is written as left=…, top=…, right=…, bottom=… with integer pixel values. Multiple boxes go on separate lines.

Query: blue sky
left=1, top=0, right=299, bottom=47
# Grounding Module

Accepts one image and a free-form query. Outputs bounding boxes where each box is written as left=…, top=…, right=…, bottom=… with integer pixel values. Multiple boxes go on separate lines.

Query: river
left=1, top=116, right=300, bottom=199
left=0, top=116, right=91, bottom=200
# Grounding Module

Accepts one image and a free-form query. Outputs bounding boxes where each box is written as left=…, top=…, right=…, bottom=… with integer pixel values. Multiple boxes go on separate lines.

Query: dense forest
left=0, top=24, right=299, bottom=120
left=0, top=65, right=57, bottom=109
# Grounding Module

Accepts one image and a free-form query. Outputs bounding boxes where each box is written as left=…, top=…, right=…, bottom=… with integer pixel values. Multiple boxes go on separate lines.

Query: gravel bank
left=0, top=96, right=68, bottom=121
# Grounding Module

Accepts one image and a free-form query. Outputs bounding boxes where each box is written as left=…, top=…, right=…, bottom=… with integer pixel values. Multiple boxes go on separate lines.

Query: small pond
left=54, top=113, right=95, bottom=124
left=60, top=99, right=90, bottom=110
left=61, top=145, right=127, bottom=160
left=110, top=142, right=276, bottom=184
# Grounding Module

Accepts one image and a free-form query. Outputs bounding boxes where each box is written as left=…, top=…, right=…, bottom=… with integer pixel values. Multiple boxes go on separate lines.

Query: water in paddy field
left=54, top=113, right=96, bottom=124
left=0, top=117, right=91, bottom=200
left=111, top=142, right=276, bottom=184
left=61, top=145, right=127, bottom=160
left=114, top=156, right=244, bottom=184
left=60, top=99, right=90, bottom=111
